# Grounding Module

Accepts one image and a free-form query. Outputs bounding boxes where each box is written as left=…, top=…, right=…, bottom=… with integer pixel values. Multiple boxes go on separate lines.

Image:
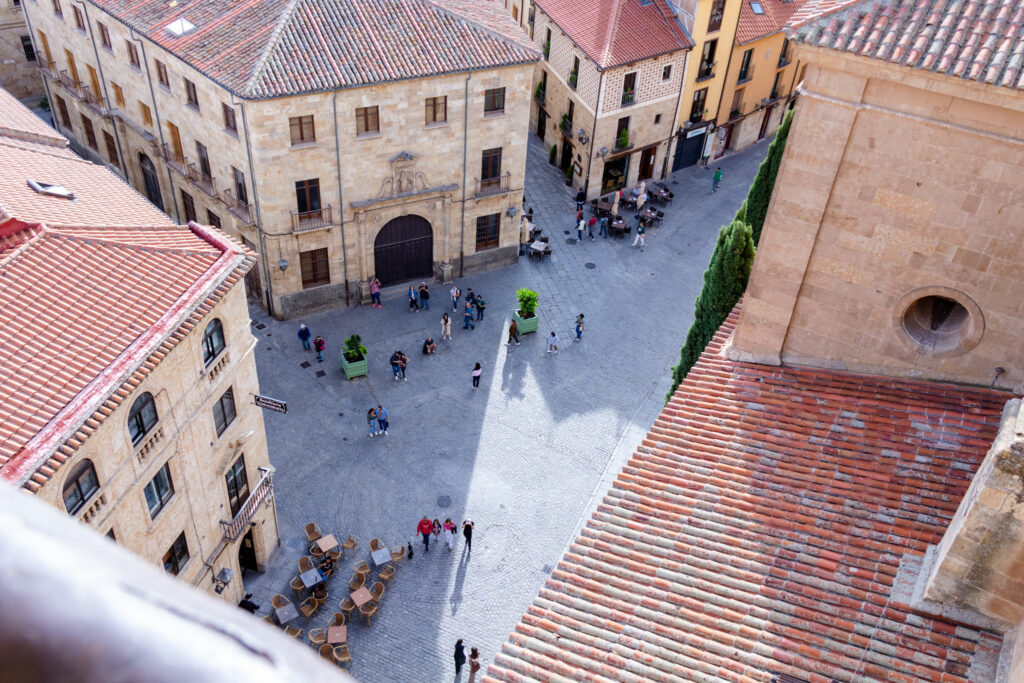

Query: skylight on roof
left=165, top=18, right=196, bottom=37
left=27, top=180, right=74, bottom=200
left=750, top=1, right=764, bottom=13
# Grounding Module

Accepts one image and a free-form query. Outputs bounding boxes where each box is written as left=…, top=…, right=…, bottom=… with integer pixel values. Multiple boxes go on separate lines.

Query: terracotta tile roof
left=0, top=221, right=254, bottom=490
left=0, top=88, right=67, bottom=148
left=535, top=0, right=693, bottom=69
left=737, top=0, right=813, bottom=45
left=0, top=139, right=172, bottom=227
left=787, top=0, right=1024, bottom=90
left=92, top=0, right=540, bottom=98
left=487, top=309, right=1007, bottom=682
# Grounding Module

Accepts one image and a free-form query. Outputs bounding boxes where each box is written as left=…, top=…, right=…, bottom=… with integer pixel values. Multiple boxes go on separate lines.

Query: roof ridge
left=243, top=0, right=307, bottom=97
left=600, top=0, right=624, bottom=66
left=47, top=228, right=222, bottom=255
left=421, top=0, right=539, bottom=52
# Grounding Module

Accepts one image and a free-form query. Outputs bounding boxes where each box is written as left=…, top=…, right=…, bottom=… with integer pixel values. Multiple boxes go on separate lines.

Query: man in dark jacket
left=575, top=188, right=585, bottom=211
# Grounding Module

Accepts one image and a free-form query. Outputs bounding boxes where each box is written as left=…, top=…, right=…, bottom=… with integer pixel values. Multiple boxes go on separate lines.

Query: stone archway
left=373, top=215, right=433, bottom=286
left=138, top=152, right=163, bottom=212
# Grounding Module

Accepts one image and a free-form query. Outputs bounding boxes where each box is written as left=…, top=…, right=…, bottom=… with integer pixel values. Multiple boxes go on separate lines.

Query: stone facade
left=31, top=280, right=279, bottom=605
left=23, top=1, right=537, bottom=319
left=730, top=46, right=1024, bottom=392
left=0, top=0, right=42, bottom=100
left=531, top=9, right=690, bottom=199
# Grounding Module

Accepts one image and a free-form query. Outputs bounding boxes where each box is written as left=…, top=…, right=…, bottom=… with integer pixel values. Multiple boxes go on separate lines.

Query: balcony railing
left=37, top=58, right=57, bottom=78
left=568, top=72, right=578, bottom=90
left=291, top=204, right=332, bottom=232
left=220, top=469, right=273, bottom=543
left=475, top=172, right=511, bottom=198
left=696, top=60, right=716, bottom=81
left=621, top=90, right=635, bottom=107
left=777, top=54, right=791, bottom=68
left=534, top=89, right=546, bottom=107
left=58, top=70, right=83, bottom=97
left=160, top=143, right=188, bottom=175
left=221, top=188, right=255, bottom=225
left=82, top=85, right=107, bottom=115
left=186, top=162, right=217, bottom=197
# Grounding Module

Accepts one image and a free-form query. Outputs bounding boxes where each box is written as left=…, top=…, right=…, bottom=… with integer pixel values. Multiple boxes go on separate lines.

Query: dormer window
left=27, top=180, right=74, bottom=199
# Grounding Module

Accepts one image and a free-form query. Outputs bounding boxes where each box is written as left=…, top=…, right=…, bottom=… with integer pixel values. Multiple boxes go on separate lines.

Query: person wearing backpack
left=450, top=284, right=461, bottom=311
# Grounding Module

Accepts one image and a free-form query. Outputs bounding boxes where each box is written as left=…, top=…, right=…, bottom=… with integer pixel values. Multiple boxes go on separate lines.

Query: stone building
left=490, top=0, right=1024, bottom=678
left=529, top=0, right=693, bottom=199
left=0, top=0, right=42, bottom=100
left=23, top=0, right=539, bottom=319
left=712, top=0, right=807, bottom=155
left=0, top=87, right=279, bottom=605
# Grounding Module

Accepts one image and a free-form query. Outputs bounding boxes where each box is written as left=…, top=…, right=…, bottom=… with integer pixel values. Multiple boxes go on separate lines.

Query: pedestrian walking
left=587, top=216, right=596, bottom=240
left=507, top=319, right=520, bottom=345
left=633, top=222, right=646, bottom=248
left=418, top=282, right=430, bottom=310
left=575, top=188, right=585, bottom=212
left=444, top=518, right=455, bottom=551
left=297, top=324, right=311, bottom=350
left=408, top=285, right=420, bottom=312
left=441, top=313, right=452, bottom=341
left=454, top=640, right=467, bottom=674
left=450, top=284, right=461, bottom=311
left=238, top=593, right=260, bottom=613
left=599, top=215, right=608, bottom=238
left=313, top=335, right=326, bottom=362
left=462, top=519, right=474, bottom=551
left=712, top=167, right=722, bottom=193
left=465, top=288, right=475, bottom=308
left=547, top=331, right=559, bottom=354
left=468, top=647, right=481, bottom=683
left=376, top=405, right=388, bottom=435
left=369, top=277, right=382, bottom=308
left=417, top=515, right=433, bottom=552
left=390, top=350, right=408, bottom=380
left=576, top=215, right=585, bottom=242
left=367, top=407, right=379, bottom=437
left=432, top=518, right=442, bottom=542
left=475, top=294, right=486, bottom=321
left=575, top=314, right=585, bottom=341
left=463, top=301, right=475, bottom=329
left=472, top=362, right=482, bottom=389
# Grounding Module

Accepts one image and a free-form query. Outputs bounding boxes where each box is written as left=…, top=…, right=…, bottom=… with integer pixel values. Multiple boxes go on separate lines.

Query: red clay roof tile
left=737, top=0, right=813, bottom=44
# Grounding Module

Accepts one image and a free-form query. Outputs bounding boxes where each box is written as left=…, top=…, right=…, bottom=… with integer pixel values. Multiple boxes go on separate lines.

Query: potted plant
left=340, top=334, right=368, bottom=379
left=513, top=288, right=539, bottom=334
left=543, top=40, right=550, bottom=59
left=549, top=145, right=557, bottom=165
left=534, top=81, right=545, bottom=105
left=569, top=68, right=578, bottom=88
left=560, top=113, right=570, bottom=132
left=564, top=164, right=573, bottom=187
left=616, top=128, right=629, bottom=151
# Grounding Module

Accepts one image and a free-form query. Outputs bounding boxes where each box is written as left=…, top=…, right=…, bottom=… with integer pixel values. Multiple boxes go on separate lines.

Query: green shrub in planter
left=340, top=334, right=368, bottom=379
left=513, top=288, right=539, bottom=334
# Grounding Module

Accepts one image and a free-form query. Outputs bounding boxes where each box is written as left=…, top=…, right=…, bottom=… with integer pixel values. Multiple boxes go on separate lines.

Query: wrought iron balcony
left=621, top=90, right=636, bottom=107
left=81, top=86, right=107, bottom=115
left=696, top=60, right=716, bottom=81
left=219, top=468, right=273, bottom=543
left=221, top=189, right=255, bottom=225
left=159, top=143, right=188, bottom=176
left=37, top=58, right=57, bottom=78
left=186, top=162, right=217, bottom=197
left=291, top=204, right=332, bottom=232
left=58, top=70, right=83, bottom=97
left=475, top=172, right=511, bottom=198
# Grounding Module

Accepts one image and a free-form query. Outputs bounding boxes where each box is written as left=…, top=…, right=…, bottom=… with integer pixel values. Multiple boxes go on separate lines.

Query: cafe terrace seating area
left=257, top=522, right=406, bottom=669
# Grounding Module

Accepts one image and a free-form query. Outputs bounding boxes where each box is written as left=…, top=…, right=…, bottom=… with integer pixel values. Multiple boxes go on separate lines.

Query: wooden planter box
left=340, top=352, right=368, bottom=379
left=513, top=310, right=539, bottom=334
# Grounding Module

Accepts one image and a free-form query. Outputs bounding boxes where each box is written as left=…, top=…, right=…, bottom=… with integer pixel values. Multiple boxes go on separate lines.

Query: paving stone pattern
left=242, top=135, right=768, bottom=681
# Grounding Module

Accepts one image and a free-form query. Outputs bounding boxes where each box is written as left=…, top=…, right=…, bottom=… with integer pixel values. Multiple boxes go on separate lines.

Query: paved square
left=242, top=136, right=768, bottom=681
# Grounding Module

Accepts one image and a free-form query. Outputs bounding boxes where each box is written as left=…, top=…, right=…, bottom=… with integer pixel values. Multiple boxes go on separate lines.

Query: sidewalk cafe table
left=315, top=534, right=339, bottom=554
left=274, top=603, right=299, bottom=625
left=328, top=625, right=348, bottom=644
left=299, top=568, right=323, bottom=590
left=350, top=586, right=373, bottom=608
left=370, top=547, right=392, bottom=568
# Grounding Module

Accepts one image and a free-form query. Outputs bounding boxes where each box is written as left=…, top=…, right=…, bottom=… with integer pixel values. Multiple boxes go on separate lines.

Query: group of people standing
left=366, top=404, right=389, bottom=437
left=297, top=324, right=327, bottom=362
left=417, top=516, right=474, bottom=553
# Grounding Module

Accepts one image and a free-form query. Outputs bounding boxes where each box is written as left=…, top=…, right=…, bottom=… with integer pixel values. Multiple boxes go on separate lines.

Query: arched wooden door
left=138, top=152, right=163, bottom=212
left=373, top=215, right=433, bottom=285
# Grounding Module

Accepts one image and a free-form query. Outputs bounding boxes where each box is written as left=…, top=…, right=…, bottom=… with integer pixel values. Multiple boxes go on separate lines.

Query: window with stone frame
left=139, top=101, right=153, bottom=127
left=225, top=454, right=249, bottom=517
left=232, top=167, right=248, bottom=204
left=202, top=319, right=226, bottom=365
left=62, top=459, right=99, bottom=515
left=707, top=0, right=725, bottom=32
left=54, top=94, right=71, bottom=128
left=206, top=209, right=222, bottom=230
left=126, top=41, right=140, bottom=69
left=222, top=103, right=237, bottom=133
left=180, top=189, right=196, bottom=223
left=213, top=387, right=237, bottom=437
left=111, top=82, right=124, bottom=108
left=484, top=87, right=505, bottom=114
left=98, top=22, right=111, bottom=50
left=162, top=532, right=189, bottom=575
left=167, top=121, right=183, bottom=161
left=689, top=87, right=708, bottom=122
left=20, top=36, right=35, bottom=62
left=72, top=5, right=85, bottom=31
left=196, top=141, right=211, bottom=180
left=355, top=106, right=379, bottom=136
left=295, top=178, right=322, bottom=218
left=289, top=115, right=315, bottom=144
left=184, top=78, right=199, bottom=110
left=81, top=114, right=98, bottom=150
left=144, top=462, right=174, bottom=518
left=155, top=59, right=169, bottom=88
left=425, top=96, right=447, bottom=125
left=103, top=131, right=119, bottom=168
left=51, top=0, right=62, bottom=17
left=662, top=64, right=672, bottom=81
left=475, top=213, right=500, bottom=251
left=299, top=248, right=330, bottom=289
left=128, top=392, right=158, bottom=444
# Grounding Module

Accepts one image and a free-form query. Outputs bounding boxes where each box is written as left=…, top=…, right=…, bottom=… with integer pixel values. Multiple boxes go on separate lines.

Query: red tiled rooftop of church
left=485, top=309, right=1007, bottom=681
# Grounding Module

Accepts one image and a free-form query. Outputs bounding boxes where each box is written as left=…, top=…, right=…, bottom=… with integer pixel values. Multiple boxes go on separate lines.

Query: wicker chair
left=308, top=627, right=327, bottom=646
left=368, top=538, right=384, bottom=552
left=319, top=643, right=334, bottom=661
left=299, top=597, right=319, bottom=619
left=329, top=612, right=346, bottom=628
left=359, top=602, right=378, bottom=626
left=313, top=587, right=328, bottom=602
left=289, top=576, right=305, bottom=601
left=339, top=598, right=356, bottom=620
left=352, top=560, right=370, bottom=577
left=260, top=614, right=275, bottom=625
left=284, top=625, right=302, bottom=638
left=309, top=544, right=326, bottom=559
left=348, top=573, right=365, bottom=592
left=369, top=581, right=384, bottom=604
left=378, top=565, right=396, bottom=587
left=305, top=523, right=322, bottom=542
left=271, top=594, right=290, bottom=610
left=342, top=534, right=359, bottom=555
left=333, top=644, right=352, bottom=668
left=327, top=549, right=342, bottom=562
left=390, top=545, right=406, bottom=566
left=298, top=556, right=314, bottom=573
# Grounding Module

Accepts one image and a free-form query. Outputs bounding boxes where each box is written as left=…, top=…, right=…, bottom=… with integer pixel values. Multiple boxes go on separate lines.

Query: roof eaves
left=601, top=44, right=694, bottom=71
left=738, top=28, right=783, bottom=45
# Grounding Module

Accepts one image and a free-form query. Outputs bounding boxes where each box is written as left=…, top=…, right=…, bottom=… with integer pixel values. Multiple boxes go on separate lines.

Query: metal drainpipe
left=458, top=72, right=470, bottom=278
left=20, top=7, right=57, bottom=133
left=76, top=1, right=127, bottom=174
left=332, top=89, right=350, bottom=306
left=131, top=32, right=180, bottom=223
left=236, top=99, right=275, bottom=317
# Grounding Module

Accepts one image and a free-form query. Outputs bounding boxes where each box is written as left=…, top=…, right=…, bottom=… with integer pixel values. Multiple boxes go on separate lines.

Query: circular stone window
left=900, top=294, right=974, bottom=354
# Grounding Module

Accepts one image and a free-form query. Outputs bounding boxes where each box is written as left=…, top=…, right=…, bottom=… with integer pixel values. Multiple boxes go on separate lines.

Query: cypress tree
left=668, top=220, right=756, bottom=398
left=745, top=108, right=794, bottom=245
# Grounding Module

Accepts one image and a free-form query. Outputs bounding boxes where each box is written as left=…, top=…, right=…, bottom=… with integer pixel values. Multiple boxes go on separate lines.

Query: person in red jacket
left=417, top=515, right=433, bottom=553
